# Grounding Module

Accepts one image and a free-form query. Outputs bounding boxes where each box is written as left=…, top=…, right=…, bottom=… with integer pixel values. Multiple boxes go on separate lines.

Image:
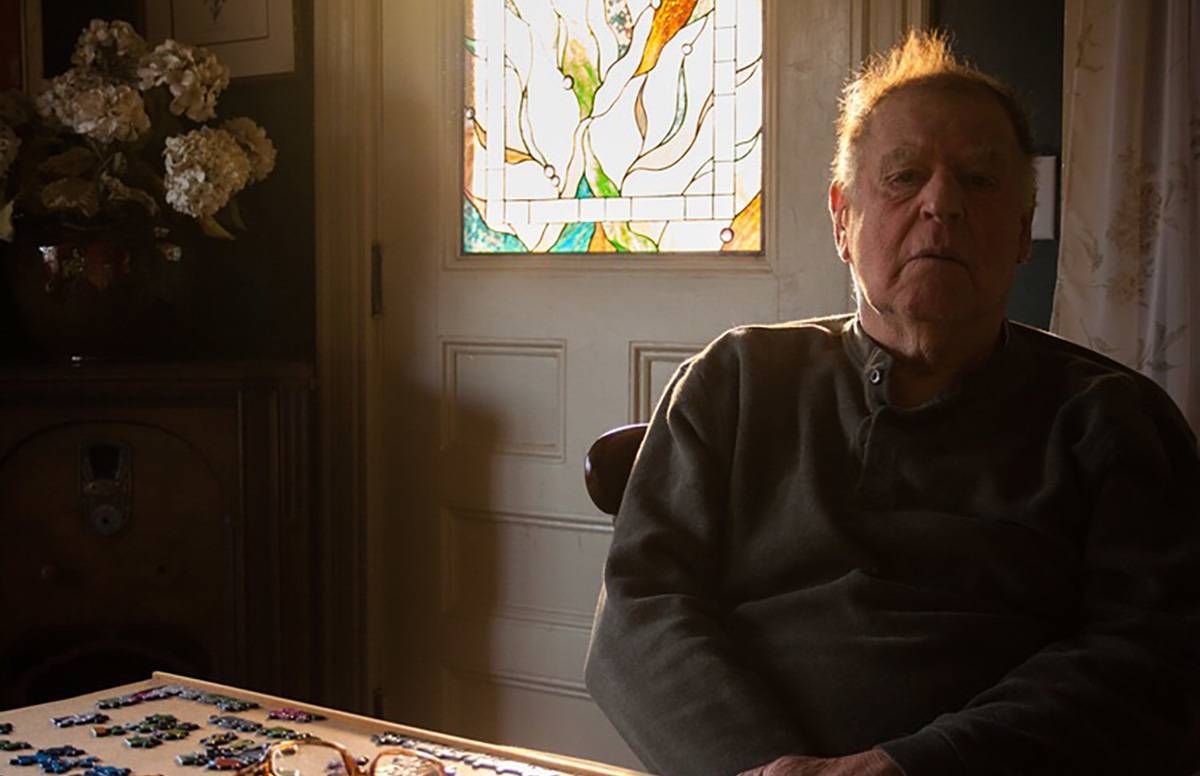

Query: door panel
left=376, top=0, right=855, bottom=768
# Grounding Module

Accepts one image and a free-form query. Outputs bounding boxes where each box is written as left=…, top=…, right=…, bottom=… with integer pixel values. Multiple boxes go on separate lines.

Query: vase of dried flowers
left=0, top=19, right=276, bottom=359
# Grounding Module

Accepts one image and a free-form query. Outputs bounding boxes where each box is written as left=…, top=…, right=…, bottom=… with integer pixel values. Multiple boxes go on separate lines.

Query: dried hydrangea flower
left=138, top=39, right=230, bottom=122
left=222, top=117, right=276, bottom=183
left=0, top=121, right=19, bottom=180
left=36, top=68, right=150, bottom=143
left=71, top=19, right=147, bottom=76
left=163, top=127, right=251, bottom=218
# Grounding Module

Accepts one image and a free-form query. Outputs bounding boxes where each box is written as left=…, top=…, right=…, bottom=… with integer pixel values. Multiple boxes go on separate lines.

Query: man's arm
left=738, top=752, right=900, bottom=776
left=585, top=354, right=813, bottom=775
left=878, top=384, right=1200, bottom=775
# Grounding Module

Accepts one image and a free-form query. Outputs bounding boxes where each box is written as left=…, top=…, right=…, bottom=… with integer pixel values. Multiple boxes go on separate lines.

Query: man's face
left=829, top=85, right=1033, bottom=329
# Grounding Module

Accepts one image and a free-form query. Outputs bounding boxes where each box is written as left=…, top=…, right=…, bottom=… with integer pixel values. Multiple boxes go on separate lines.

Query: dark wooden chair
left=583, top=422, right=649, bottom=519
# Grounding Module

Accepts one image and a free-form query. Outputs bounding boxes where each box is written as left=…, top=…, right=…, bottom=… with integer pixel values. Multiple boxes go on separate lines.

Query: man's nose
left=919, top=169, right=964, bottom=222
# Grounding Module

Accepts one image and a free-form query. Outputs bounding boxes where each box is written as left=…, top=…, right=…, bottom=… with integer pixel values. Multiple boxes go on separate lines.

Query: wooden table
left=0, top=673, right=647, bottom=775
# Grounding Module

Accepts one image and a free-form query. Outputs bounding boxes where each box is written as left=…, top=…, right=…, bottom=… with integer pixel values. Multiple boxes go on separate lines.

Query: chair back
left=583, top=423, right=648, bottom=518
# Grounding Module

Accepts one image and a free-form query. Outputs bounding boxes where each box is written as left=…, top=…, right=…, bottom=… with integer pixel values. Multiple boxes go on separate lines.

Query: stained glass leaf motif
left=634, top=0, right=699, bottom=77
left=464, top=0, right=764, bottom=254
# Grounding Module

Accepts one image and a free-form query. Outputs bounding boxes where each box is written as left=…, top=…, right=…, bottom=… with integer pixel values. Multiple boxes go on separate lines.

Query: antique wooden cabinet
left=0, top=361, right=317, bottom=708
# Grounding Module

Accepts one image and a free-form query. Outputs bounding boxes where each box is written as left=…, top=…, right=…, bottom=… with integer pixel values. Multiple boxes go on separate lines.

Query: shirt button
left=868, top=368, right=884, bottom=385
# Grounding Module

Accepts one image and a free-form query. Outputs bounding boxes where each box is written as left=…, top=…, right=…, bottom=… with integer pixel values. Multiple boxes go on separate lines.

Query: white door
left=371, top=1, right=861, bottom=768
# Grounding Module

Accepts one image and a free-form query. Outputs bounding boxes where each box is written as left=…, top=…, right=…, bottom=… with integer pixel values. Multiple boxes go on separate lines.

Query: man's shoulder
left=702, top=313, right=855, bottom=360
left=1014, top=322, right=1135, bottom=373
left=1014, top=322, right=1160, bottom=390
left=1013, top=323, right=1193, bottom=439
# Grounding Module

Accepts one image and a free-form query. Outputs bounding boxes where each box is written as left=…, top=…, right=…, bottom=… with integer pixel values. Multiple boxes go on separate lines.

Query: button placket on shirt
left=854, top=350, right=896, bottom=499
left=862, top=348, right=893, bottom=411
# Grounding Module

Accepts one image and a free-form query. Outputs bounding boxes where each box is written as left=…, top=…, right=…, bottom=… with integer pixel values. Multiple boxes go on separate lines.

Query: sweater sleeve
left=879, top=378, right=1200, bottom=775
left=584, top=349, right=809, bottom=776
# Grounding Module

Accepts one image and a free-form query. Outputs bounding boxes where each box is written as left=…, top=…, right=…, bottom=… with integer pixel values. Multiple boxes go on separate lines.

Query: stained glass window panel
left=463, top=0, right=765, bottom=255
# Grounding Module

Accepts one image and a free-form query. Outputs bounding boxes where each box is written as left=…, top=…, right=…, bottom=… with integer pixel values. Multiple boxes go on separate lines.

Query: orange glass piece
left=589, top=224, right=618, bottom=253
left=633, top=0, right=699, bottom=77
left=721, top=193, right=763, bottom=252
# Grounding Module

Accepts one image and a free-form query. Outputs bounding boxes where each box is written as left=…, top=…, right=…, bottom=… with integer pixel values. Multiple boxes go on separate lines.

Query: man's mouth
left=909, top=250, right=964, bottom=263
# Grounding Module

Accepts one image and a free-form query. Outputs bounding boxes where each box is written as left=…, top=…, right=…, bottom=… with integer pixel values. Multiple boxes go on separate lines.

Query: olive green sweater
left=584, top=314, right=1200, bottom=775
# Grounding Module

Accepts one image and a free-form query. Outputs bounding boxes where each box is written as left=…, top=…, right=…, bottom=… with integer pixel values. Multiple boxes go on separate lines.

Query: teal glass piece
left=550, top=222, right=596, bottom=253
left=463, top=197, right=527, bottom=253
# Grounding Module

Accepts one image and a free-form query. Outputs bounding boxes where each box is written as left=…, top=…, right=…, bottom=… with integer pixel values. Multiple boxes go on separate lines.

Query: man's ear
left=829, top=182, right=851, bottom=265
left=1016, top=206, right=1033, bottom=264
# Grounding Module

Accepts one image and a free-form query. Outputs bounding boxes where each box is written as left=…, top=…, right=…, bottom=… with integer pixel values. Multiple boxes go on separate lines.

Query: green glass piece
left=587, top=161, right=620, bottom=199
left=561, top=42, right=600, bottom=117
left=605, top=223, right=658, bottom=253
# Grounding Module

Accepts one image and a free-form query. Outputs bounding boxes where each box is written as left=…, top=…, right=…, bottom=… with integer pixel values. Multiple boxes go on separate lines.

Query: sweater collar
left=841, top=313, right=1030, bottom=410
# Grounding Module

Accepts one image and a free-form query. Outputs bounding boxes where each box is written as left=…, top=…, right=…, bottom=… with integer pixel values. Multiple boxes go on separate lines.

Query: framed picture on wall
left=19, top=0, right=147, bottom=91
left=145, top=0, right=295, bottom=78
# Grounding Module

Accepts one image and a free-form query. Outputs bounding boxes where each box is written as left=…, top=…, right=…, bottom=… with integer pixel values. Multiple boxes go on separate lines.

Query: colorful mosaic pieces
left=207, top=716, right=261, bottom=733
left=82, top=767, right=131, bottom=776
left=265, top=707, right=325, bottom=723
left=204, top=756, right=246, bottom=771
left=95, top=687, right=171, bottom=710
left=2, top=682, right=589, bottom=776
left=8, top=684, right=338, bottom=776
left=198, top=732, right=238, bottom=748
left=91, top=713, right=200, bottom=743
left=52, top=714, right=109, bottom=729
left=175, top=739, right=268, bottom=770
left=9, top=746, right=97, bottom=773
left=94, top=686, right=260, bottom=713
left=216, top=739, right=261, bottom=755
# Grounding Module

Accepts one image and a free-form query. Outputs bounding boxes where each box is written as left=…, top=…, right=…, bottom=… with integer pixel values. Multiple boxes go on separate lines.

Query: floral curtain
left=1051, top=0, right=1199, bottom=430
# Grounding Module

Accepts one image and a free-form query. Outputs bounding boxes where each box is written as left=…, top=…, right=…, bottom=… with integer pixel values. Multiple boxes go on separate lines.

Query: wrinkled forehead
left=861, top=83, right=1026, bottom=163
left=877, top=142, right=1011, bottom=170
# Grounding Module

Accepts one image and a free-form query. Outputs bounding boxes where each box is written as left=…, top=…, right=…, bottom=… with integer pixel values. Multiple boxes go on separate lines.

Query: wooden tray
left=0, top=672, right=647, bottom=775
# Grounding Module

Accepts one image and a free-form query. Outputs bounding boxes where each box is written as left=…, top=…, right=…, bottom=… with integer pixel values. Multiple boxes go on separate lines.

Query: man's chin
left=894, top=302, right=977, bottom=323
left=888, top=279, right=983, bottom=324
left=873, top=290, right=978, bottom=324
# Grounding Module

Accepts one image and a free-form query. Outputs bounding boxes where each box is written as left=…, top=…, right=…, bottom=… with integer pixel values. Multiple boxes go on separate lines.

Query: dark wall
left=932, top=0, right=1064, bottom=329
left=177, top=1, right=315, bottom=360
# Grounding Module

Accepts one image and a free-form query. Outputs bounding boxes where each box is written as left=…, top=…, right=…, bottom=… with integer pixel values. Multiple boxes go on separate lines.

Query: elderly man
left=584, top=31, right=1200, bottom=776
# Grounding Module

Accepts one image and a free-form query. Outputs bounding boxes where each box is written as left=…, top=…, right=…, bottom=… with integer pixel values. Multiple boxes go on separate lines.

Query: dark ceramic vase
left=0, top=228, right=178, bottom=361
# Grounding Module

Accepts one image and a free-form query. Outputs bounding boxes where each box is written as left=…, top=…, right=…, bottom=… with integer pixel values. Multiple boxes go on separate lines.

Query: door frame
left=312, top=0, right=928, bottom=715
left=312, top=0, right=384, bottom=713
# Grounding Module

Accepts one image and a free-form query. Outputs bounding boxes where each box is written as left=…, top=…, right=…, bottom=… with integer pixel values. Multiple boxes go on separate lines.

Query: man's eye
left=886, top=170, right=921, bottom=186
left=963, top=172, right=998, bottom=187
